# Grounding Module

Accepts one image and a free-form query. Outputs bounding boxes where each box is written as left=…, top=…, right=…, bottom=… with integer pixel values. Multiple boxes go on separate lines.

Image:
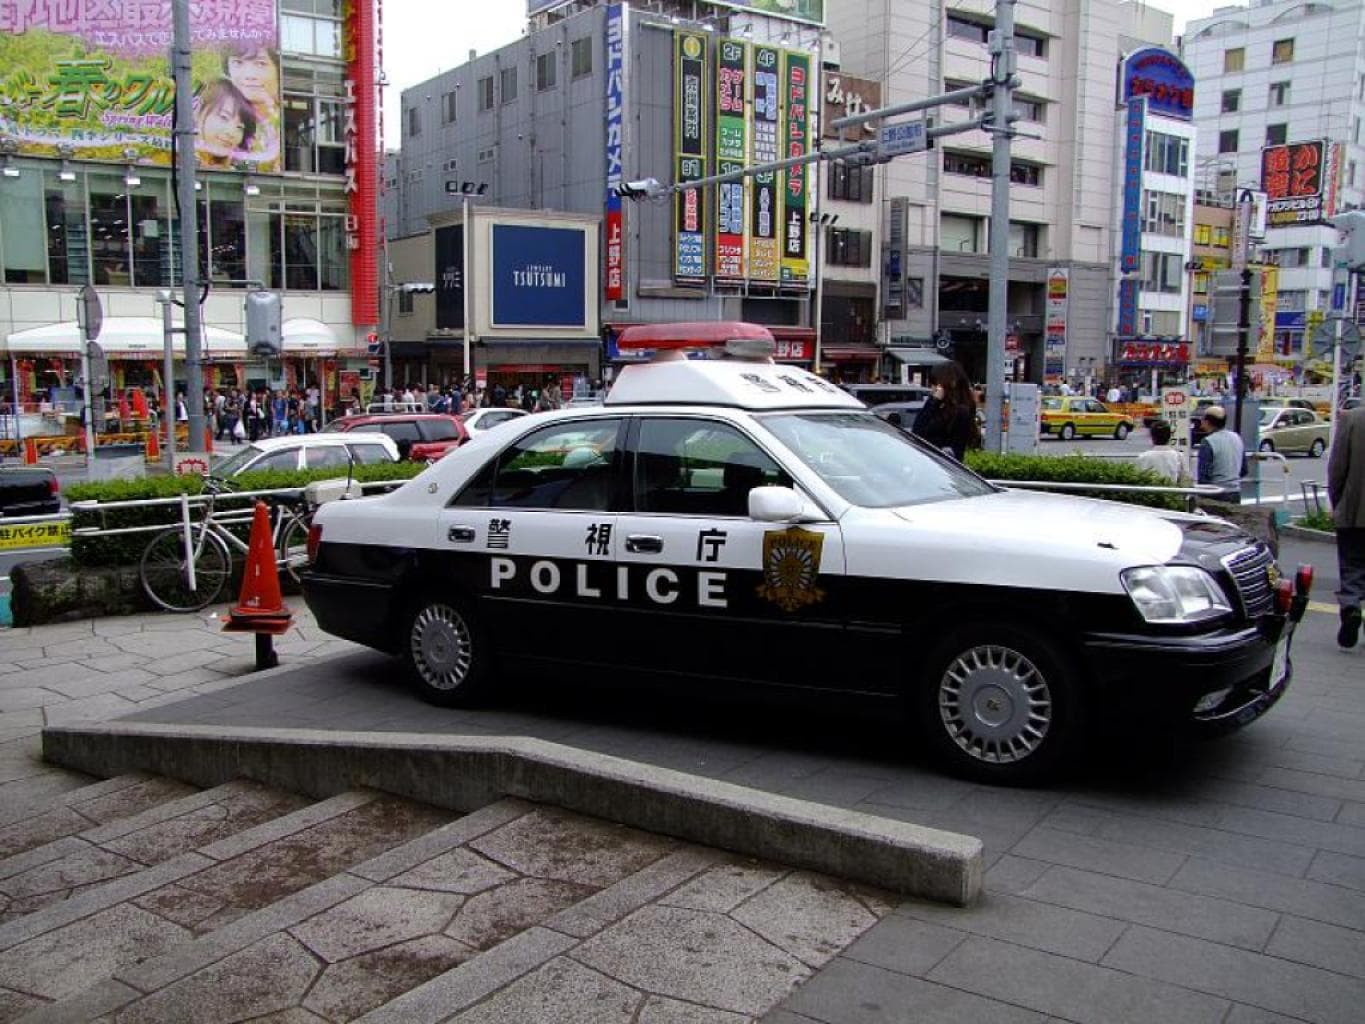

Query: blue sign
left=1334, top=281, right=1346, bottom=310
left=603, top=3, right=625, bottom=300
left=879, top=119, right=927, bottom=158
left=1193, top=303, right=1208, bottom=322
left=1275, top=311, right=1306, bottom=330
left=1117, top=278, right=1140, bottom=338
left=491, top=225, right=587, bottom=329
left=1121, top=47, right=1194, bottom=121
left=1120, top=97, right=1144, bottom=274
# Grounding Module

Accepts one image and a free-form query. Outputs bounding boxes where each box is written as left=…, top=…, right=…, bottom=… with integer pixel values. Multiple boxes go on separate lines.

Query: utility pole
left=172, top=0, right=205, bottom=451
left=984, top=0, right=1017, bottom=453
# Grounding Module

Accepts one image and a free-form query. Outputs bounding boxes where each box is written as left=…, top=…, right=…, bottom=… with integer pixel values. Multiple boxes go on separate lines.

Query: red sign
left=1119, top=341, right=1190, bottom=364
left=605, top=209, right=624, bottom=300
left=774, top=339, right=810, bottom=361
left=344, top=0, right=380, bottom=327
left=1261, top=141, right=1330, bottom=226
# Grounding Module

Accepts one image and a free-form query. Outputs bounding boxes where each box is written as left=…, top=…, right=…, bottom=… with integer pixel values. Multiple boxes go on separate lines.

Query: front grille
left=1222, top=545, right=1275, bottom=620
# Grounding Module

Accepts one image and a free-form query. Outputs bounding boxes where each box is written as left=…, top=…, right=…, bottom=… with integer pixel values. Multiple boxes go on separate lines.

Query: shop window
left=1, top=168, right=46, bottom=283
left=941, top=213, right=983, bottom=253
left=44, top=172, right=88, bottom=286
left=1222, top=89, right=1240, bottom=113
left=316, top=98, right=346, bottom=175
left=1144, top=132, right=1189, bottom=176
left=1141, top=190, right=1186, bottom=238
left=318, top=215, right=346, bottom=291
left=284, top=95, right=316, bottom=173
left=88, top=175, right=132, bottom=286
left=1009, top=221, right=1040, bottom=258
left=1272, top=38, right=1294, bottom=65
left=1140, top=251, right=1182, bottom=294
left=129, top=186, right=171, bottom=287
left=1224, top=47, right=1245, bottom=72
left=536, top=51, right=557, bottom=91
left=571, top=37, right=593, bottom=78
left=827, top=227, right=873, bottom=267
left=207, top=187, right=247, bottom=285
left=281, top=13, right=341, bottom=58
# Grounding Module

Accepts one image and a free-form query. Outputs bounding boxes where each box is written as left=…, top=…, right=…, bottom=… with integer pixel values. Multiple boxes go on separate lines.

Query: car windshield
left=1042, top=398, right=1063, bottom=410
left=758, top=412, right=996, bottom=508
left=211, top=444, right=264, bottom=477
left=1258, top=408, right=1281, bottom=426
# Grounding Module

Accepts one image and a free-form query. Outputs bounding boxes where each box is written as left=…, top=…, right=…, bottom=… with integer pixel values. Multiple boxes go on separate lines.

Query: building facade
left=0, top=0, right=381, bottom=421
left=1182, top=0, right=1365, bottom=362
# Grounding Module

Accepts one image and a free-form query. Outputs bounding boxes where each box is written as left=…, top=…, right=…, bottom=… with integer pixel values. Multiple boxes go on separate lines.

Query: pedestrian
left=1328, top=402, right=1365, bottom=648
left=1195, top=405, right=1244, bottom=504
left=1136, top=419, right=1187, bottom=484
left=271, top=390, right=286, bottom=436
left=911, top=362, right=981, bottom=462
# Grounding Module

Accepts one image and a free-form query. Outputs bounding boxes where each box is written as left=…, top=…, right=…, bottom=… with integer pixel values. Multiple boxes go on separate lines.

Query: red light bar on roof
left=616, top=321, right=777, bottom=355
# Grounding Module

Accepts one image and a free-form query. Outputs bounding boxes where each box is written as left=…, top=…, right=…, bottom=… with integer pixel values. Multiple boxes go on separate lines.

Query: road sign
left=1333, top=282, right=1346, bottom=311
left=76, top=284, right=102, bottom=343
left=1162, top=386, right=1191, bottom=447
left=878, top=119, right=928, bottom=159
left=1309, top=316, right=1362, bottom=363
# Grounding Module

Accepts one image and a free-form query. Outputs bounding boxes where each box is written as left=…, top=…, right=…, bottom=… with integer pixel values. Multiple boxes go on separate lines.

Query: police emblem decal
left=757, top=527, right=826, bottom=612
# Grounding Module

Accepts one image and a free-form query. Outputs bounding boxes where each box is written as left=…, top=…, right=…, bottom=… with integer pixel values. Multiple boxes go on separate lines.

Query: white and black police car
left=301, top=322, right=1311, bottom=784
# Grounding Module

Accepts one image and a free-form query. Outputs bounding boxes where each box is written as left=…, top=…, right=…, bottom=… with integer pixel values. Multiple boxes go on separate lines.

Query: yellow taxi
left=1039, top=397, right=1135, bottom=441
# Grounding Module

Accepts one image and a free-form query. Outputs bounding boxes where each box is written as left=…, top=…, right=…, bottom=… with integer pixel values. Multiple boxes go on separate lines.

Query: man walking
left=1328, top=402, right=1364, bottom=648
left=1196, top=405, right=1244, bottom=504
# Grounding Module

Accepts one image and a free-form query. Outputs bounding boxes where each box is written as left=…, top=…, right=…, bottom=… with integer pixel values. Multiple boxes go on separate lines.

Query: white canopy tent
left=282, top=318, right=342, bottom=355
left=2, top=318, right=247, bottom=360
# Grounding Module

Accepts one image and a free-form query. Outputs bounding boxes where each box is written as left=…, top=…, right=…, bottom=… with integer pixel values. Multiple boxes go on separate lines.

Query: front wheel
left=1309, top=438, right=1326, bottom=458
left=140, top=529, right=231, bottom=612
left=1259, top=439, right=1275, bottom=453
left=1059, top=423, right=1076, bottom=441
left=403, top=593, right=493, bottom=707
left=1114, top=423, right=1131, bottom=441
left=915, top=623, right=1082, bottom=785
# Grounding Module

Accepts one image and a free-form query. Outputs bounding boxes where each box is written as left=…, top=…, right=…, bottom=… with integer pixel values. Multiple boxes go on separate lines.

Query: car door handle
left=447, top=526, right=476, bottom=543
left=625, top=534, right=663, bottom=554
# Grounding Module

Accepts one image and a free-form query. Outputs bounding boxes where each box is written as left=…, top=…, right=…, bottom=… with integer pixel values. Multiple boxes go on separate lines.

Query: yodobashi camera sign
left=491, top=225, right=588, bottom=330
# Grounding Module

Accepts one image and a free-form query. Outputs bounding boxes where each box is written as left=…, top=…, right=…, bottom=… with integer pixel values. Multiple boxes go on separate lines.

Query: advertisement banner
left=604, top=3, right=626, bottom=301
left=1120, top=48, right=1194, bottom=120
left=749, top=44, right=781, bottom=283
left=1262, top=141, right=1330, bottom=226
left=435, top=224, right=465, bottom=331
left=705, top=0, right=825, bottom=24
left=674, top=31, right=708, bottom=284
left=1120, top=97, right=1144, bottom=274
left=1045, top=267, right=1069, bottom=383
left=780, top=49, right=811, bottom=285
left=715, top=38, right=748, bottom=282
left=823, top=73, right=881, bottom=141
left=1119, top=341, right=1190, bottom=365
left=345, top=0, right=380, bottom=325
left=491, top=224, right=587, bottom=330
left=0, top=1, right=281, bottom=172
left=1258, top=264, right=1279, bottom=358
left=1117, top=278, right=1140, bottom=338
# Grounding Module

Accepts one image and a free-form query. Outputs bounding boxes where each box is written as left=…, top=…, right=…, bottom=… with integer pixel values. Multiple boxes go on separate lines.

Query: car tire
left=1259, top=439, right=1275, bottom=453
left=914, top=622, right=1083, bottom=785
left=1059, top=423, right=1076, bottom=441
left=1309, top=438, right=1326, bottom=458
left=402, top=592, right=493, bottom=707
left=1114, top=423, right=1130, bottom=441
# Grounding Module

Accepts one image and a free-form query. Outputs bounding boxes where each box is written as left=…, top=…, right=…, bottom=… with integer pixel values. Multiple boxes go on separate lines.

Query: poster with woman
left=0, top=1, right=281, bottom=173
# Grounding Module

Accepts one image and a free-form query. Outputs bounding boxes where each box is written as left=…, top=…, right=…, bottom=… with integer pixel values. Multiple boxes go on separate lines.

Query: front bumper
left=1081, top=601, right=1304, bottom=733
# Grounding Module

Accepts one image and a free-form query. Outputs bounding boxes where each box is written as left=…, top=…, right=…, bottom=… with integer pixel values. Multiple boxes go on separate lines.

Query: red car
left=333, top=412, right=469, bottom=462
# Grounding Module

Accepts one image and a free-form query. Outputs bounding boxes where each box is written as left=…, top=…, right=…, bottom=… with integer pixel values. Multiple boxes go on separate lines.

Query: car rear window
left=347, top=443, right=393, bottom=465
left=420, top=419, right=462, bottom=442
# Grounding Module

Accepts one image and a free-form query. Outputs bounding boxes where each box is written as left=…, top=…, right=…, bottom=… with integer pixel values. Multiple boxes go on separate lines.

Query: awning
left=886, top=348, right=951, bottom=366
left=820, top=344, right=881, bottom=362
left=282, top=318, right=341, bottom=355
left=2, top=318, right=246, bottom=360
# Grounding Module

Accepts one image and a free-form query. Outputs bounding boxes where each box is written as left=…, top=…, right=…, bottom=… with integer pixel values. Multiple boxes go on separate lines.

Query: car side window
left=380, top=421, right=423, bottom=443
left=305, top=445, right=351, bottom=470
left=452, top=419, right=622, bottom=510
left=252, top=448, right=300, bottom=472
left=635, top=418, right=790, bottom=517
left=347, top=443, right=392, bottom=465
left=347, top=422, right=386, bottom=434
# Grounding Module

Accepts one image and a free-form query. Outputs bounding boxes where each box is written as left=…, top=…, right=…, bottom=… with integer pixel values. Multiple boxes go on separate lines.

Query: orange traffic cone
left=23, top=437, right=38, bottom=465
left=145, top=427, right=160, bottom=461
left=204, top=426, right=213, bottom=453
left=223, top=501, right=292, bottom=668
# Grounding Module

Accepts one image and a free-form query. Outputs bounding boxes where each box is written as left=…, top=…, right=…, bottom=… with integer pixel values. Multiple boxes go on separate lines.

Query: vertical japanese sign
left=715, top=38, right=748, bottom=282
left=1120, top=97, right=1144, bottom=274
left=749, top=44, right=781, bottom=283
left=1045, top=268, right=1068, bottom=383
left=344, top=0, right=380, bottom=325
left=780, top=50, right=810, bottom=285
left=603, top=3, right=626, bottom=301
left=674, top=31, right=708, bottom=284
left=0, top=1, right=281, bottom=171
left=435, top=224, right=465, bottom=330
left=1258, top=264, right=1279, bottom=358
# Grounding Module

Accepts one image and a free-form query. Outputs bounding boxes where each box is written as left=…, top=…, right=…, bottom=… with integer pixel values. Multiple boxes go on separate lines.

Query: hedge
left=69, top=462, right=427, bottom=568
left=1297, top=510, right=1334, bottom=532
left=964, top=452, right=1186, bottom=511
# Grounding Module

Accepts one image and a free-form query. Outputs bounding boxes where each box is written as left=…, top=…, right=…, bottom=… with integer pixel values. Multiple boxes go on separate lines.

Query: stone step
left=15, top=798, right=895, bottom=1024
left=0, top=779, right=310, bottom=925
left=0, top=788, right=455, bottom=1020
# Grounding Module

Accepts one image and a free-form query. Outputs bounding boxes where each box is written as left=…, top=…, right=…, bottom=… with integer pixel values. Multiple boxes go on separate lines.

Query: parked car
left=334, top=413, right=469, bottom=462
left=1257, top=407, right=1331, bottom=457
left=210, top=433, right=399, bottom=477
left=0, top=465, right=60, bottom=517
left=841, top=384, right=932, bottom=408
left=1039, top=397, right=1134, bottom=440
left=460, top=407, right=529, bottom=437
left=870, top=401, right=928, bottom=431
left=1258, top=397, right=1318, bottom=413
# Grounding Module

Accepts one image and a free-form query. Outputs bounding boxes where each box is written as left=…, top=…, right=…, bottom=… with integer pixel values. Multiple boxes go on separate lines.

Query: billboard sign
left=1045, top=267, right=1068, bottom=383
left=749, top=44, right=781, bottom=283
left=1120, top=97, right=1145, bottom=273
left=715, top=38, right=748, bottom=282
left=0, top=1, right=281, bottom=172
left=1119, top=341, right=1190, bottom=365
left=345, top=0, right=380, bottom=325
left=705, top=1, right=826, bottom=25
left=674, top=31, right=709, bottom=284
left=823, top=73, right=880, bottom=140
left=1262, top=141, right=1330, bottom=226
left=1120, top=47, right=1194, bottom=120
left=490, top=225, right=587, bottom=330
left=435, top=224, right=465, bottom=331
left=604, top=3, right=626, bottom=300
left=780, top=49, right=811, bottom=285
left=1117, top=278, right=1140, bottom=338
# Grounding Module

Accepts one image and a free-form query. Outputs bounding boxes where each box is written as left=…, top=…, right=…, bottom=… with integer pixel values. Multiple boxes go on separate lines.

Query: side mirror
left=748, top=485, right=803, bottom=522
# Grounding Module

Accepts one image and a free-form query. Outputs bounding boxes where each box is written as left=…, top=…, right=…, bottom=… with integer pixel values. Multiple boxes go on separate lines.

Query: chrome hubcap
left=411, top=604, right=472, bottom=691
left=939, top=644, right=1052, bottom=764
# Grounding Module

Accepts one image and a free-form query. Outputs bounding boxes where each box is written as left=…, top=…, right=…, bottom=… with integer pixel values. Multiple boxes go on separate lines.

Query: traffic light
left=245, top=290, right=282, bottom=357
left=366, top=331, right=382, bottom=356
left=1208, top=269, right=1263, bottom=357
left=1332, top=211, right=1365, bottom=270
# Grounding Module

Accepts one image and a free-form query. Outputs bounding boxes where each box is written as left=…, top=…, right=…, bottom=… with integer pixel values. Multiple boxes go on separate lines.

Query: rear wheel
left=1114, top=422, right=1131, bottom=441
left=402, top=593, right=493, bottom=707
left=140, top=529, right=230, bottom=612
left=1059, top=423, right=1076, bottom=441
left=1309, top=438, right=1326, bottom=458
left=915, top=623, right=1083, bottom=785
left=1259, top=439, right=1275, bottom=453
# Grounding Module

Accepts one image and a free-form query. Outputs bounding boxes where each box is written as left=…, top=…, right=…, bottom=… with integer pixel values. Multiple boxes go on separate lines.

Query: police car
left=301, top=322, right=1311, bottom=784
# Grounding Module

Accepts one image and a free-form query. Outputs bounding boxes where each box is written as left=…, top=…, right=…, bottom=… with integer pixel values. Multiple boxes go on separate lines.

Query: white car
left=300, top=323, right=1310, bottom=784
left=211, top=432, right=399, bottom=476
left=459, top=407, right=529, bottom=436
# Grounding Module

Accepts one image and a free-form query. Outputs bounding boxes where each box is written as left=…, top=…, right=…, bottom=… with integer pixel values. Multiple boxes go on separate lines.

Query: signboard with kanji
left=1120, top=47, right=1194, bottom=120
left=674, top=30, right=709, bottom=283
left=0, top=1, right=281, bottom=172
left=1261, top=141, right=1331, bottom=226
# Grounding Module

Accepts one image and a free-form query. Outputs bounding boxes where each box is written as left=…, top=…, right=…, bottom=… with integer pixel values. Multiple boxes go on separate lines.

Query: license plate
left=1270, top=633, right=1290, bottom=691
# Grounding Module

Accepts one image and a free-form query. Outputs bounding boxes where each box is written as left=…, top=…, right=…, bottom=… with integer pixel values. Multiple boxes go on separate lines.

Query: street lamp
left=382, top=281, right=434, bottom=391
left=445, top=180, right=489, bottom=384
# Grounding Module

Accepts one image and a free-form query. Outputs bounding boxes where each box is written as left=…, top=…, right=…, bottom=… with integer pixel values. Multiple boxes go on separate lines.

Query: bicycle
left=138, top=477, right=314, bottom=613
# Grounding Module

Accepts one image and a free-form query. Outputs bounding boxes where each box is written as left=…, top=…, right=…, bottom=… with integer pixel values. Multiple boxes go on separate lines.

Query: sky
left=379, top=1, right=1237, bottom=145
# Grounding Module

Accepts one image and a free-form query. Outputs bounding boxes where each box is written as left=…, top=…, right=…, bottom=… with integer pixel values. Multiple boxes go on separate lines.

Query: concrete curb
left=1280, top=523, right=1335, bottom=544
left=41, top=722, right=983, bottom=907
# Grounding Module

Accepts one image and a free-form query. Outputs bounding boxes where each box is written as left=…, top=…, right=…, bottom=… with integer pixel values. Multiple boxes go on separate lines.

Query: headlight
left=1121, top=566, right=1233, bottom=624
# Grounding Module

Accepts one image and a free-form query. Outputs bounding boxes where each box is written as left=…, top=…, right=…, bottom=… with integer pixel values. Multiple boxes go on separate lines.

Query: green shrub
left=69, top=462, right=426, bottom=568
left=964, top=452, right=1186, bottom=511
left=1296, top=510, right=1334, bottom=532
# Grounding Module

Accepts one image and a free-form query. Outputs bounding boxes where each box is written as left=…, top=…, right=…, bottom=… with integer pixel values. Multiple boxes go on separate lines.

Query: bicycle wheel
left=140, top=529, right=231, bottom=612
left=277, top=512, right=312, bottom=584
